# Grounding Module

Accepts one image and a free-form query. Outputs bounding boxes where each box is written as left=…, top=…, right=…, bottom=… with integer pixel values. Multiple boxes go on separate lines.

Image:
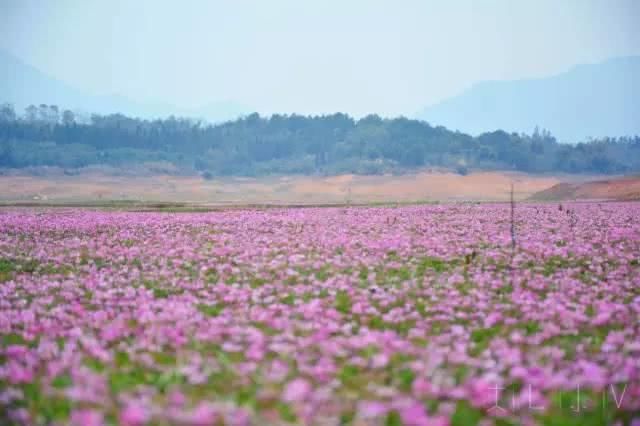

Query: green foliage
left=51, top=373, right=72, bottom=389
left=386, top=266, right=411, bottom=281
left=153, top=288, right=170, bottom=298
left=281, top=294, right=296, bottom=305
left=277, top=402, right=297, bottom=423
left=335, top=290, right=352, bottom=314
left=2, top=333, right=27, bottom=346
left=0, top=258, right=14, bottom=273
left=21, top=383, right=71, bottom=423
left=338, top=364, right=360, bottom=386
left=369, top=316, right=386, bottom=330
left=114, top=351, right=131, bottom=367
left=521, top=321, right=542, bottom=335
left=2, top=110, right=638, bottom=175
left=451, top=401, right=483, bottom=426
left=315, top=267, right=331, bottom=282
left=416, top=257, right=449, bottom=276
left=197, top=303, right=224, bottom=317
left=397, top=368, right=416, bottom=391
left=469, top=325, right=503, bottom=355
left=385, top=411, right=403, bottom=426
left=0, top=258, right=14, bottom=281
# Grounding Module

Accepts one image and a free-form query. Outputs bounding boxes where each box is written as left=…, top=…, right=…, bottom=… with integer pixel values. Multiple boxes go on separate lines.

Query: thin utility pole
left=510, top=182, right=516, bottom=256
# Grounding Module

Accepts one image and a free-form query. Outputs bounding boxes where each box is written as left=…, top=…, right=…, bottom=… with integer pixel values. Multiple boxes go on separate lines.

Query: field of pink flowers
left=0, top=203, right=639, bottom=426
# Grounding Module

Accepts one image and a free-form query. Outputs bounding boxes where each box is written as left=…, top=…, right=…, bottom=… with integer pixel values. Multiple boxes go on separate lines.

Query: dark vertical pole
left=510, top=182, right=516, bottom=255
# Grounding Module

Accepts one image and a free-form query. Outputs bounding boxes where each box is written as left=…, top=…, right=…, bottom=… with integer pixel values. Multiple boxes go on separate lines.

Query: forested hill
left=1, top=103, right=639, bottom=176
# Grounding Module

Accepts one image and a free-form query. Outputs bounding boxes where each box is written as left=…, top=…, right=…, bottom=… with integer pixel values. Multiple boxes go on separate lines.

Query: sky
left=1, top=0, right=639, bottom=117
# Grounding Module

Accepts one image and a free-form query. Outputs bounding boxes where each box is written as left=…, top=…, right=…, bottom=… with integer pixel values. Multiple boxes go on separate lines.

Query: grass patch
left=277, top=402, right=297, bottom=423
left=335, top=290, right=352, bottom=314
left=51, top=373, right=72, bottom=389
left=0, top=258, right=15, bottom=274
left=451, top=401, right=483, bottom=426
left=197, top=303, right=224, bottom=317
left=338, top=364, right=360, bottom=387
left=469, top=325, right=502, bottom=356
left=416, top=256, right=450, bottom=276
left=397, top=368, right=415, bottom=392
left=21, top=382, right=71, bottom=423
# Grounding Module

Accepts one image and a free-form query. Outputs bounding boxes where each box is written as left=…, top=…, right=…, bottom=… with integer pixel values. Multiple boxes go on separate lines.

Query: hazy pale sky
left=2, top=0, right=639, bottom=117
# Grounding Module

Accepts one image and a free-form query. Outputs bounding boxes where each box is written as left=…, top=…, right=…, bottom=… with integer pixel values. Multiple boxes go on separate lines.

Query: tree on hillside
left=0, top=108, right=637, bottom=175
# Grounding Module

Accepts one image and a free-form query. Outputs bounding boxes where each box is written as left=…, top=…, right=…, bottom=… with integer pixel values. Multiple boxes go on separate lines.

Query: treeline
left=1, top=103, right=639, bottom=176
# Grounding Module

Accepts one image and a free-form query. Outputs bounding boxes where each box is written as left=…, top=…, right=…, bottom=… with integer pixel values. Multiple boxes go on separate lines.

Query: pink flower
left=357, top=400, right=388, bottom=418
left=266, top=360, right=289, bottom=382
left=451, top=325, right=465, bottom=336
left=484, top=312, right=502, bottom=327
left=467, top=379, right=495, bottom=408
left=399, top=402, right=430, bottom=426
left=7, top=362, right=33, bottom=384
left=186, top=402, right=217, bottom=425
left=282, top=378, right=311, bottom=403
left=226, top=408, right=251, bottom=426
left=100, top=321, right=125, bottom=342
left=371, top=353, right=389, bottom=369
left=579, top=360, right=607, bottom=388
left=246, top=345, right=265, bottom=361
left=5, top=345, right=28, bottom=358
left=70, top=409, right=104, bottom=426
left=168, top=390, right=186, bottom=406
left=119, top=403, right=149, bottom=426
left=412, top=377, right=433, bottom=397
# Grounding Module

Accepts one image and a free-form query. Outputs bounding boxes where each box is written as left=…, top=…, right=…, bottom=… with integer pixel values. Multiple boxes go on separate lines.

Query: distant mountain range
left=0, top=49, right=249, bottom=123
left=3, top=49, right=639, bottom=141
left=417, top=56, right=640, bottom=142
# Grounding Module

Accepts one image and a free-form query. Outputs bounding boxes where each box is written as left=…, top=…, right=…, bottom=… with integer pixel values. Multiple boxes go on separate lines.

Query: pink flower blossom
left=70, top=409, right=104, bottom=426
left=282, top=378, right=312, bottom=403
left=119, top=403, right=149, bottom=426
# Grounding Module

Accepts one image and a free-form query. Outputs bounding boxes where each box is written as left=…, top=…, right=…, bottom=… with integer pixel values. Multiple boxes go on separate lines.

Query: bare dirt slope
left=0, top=170, right=595, bottom=205
left=530, top=176, right=640, bottom=201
